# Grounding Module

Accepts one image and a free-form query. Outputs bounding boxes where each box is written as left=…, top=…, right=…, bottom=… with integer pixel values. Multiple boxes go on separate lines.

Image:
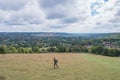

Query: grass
left=0, top=53, right=120, bottom=80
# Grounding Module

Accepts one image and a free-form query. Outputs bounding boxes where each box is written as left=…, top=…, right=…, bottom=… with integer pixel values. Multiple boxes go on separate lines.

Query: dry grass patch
left=0, top=53, right=120, bottom=80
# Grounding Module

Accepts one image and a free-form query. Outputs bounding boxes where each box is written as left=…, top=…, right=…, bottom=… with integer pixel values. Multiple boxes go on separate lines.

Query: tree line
left=0, top=46, right=88, bottom=53
left=0, top=45, right=120, bottom=57
left=90, top=46, right=120, bottom=57
left=0, top=33, right=120, bottom=57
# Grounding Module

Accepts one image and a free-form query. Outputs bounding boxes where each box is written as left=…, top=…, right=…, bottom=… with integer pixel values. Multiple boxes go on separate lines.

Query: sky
left=0, top=0, right=120, bottom=33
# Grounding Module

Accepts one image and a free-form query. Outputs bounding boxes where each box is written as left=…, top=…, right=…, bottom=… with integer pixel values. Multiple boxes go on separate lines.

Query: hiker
left=53, top=57, right=58, bottom=69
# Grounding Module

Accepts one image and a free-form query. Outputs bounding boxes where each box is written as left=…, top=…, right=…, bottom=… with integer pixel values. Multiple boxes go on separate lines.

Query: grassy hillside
left=0, top=53, right=120, bottom=80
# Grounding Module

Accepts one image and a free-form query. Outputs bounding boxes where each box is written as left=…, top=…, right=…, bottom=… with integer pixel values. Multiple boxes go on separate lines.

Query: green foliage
left=18, top=47, right=32, bottom=53
left=82, top=47, right=89, bottom=53
left=72, top=46, right=81, bottom=52
left=90, top=46, right=120, bottom=57
left=7, top=46, right=18, bottom=53
left=57, top=46, right=66, bottom=52
left=47, top=47, right=56, bottom=52
left=32, top=47, right=40, bottom=53
left=0, top=46, right=7, bottom=54
left=0, top=33, right=119, bottom=57
left=90, top=46, right=104, bottom=54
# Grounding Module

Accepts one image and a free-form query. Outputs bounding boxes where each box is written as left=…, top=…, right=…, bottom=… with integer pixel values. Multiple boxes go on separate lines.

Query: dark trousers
left=54, top=63, right=58, bottom=69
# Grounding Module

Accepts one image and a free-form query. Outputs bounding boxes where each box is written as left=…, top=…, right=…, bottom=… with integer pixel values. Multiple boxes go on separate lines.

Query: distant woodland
left=0, top=32, right=120, bottom=57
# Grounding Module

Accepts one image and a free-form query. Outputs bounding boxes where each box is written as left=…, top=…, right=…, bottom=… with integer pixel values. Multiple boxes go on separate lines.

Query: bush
left=0, top=46, right=7, bottom=54
left=90, top=46, right=120, bottom=57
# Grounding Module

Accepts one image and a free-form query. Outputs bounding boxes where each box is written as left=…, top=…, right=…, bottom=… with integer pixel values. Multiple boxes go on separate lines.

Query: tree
left=32, top=47, right=40, bottom=53
left=7, top=46, right=18, bottom=53
left=82, top=47, right=89, bottom=53
left=72, top=46, right=80, bottom=52
left=0, top=46, right=7, bottom=54
left=48, top=47, right=56, bottom=52
left=90, top=46, right=104, bottom=54
left=68, top=47, right=72, bottom=52
left=90, top=46, right=120, bottom=57
left=57, top=46, right=66, bottom=52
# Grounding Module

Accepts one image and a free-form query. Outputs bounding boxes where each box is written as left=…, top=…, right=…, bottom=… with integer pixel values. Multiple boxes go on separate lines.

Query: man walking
left=53, top=57, right=58, bottom=69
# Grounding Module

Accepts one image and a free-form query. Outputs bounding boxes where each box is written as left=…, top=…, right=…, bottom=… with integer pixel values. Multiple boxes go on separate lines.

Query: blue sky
left=0, top=0, right=120, bottom=33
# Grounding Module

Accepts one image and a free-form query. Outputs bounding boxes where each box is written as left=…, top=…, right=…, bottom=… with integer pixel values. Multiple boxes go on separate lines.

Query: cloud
left=116, top=10, right=120, bottom=16
left=109, top=18, right=120, bottom=23
left=39, top=0, right=74, bottom=19
left=0, top=0, right=120, bottom=33
left=0, top=0, right=29, bottom=10
left=60, top=17, right=79, bottom=24
left=104, top=0, right=109, bottom=2
left=39, top=0, right=89, bottom=20
left=0, top=0, right=45, bottom=25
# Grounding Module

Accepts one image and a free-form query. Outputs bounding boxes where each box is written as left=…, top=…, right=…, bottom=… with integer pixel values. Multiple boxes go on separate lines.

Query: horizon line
left=0, top=32, right=120, bottom=34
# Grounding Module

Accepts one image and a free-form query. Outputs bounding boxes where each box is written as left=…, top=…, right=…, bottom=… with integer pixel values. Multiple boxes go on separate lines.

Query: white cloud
left=0, top=0, right=120, bottom=33
left=0, top=0, right=29, bottom=10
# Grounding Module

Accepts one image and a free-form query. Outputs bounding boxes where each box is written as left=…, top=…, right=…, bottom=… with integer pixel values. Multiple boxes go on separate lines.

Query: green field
left=0, top=53, right=120, bottom=80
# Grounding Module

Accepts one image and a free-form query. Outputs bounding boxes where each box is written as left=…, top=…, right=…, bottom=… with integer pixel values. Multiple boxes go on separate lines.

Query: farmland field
left=0, top=53, right=120, bottom=80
